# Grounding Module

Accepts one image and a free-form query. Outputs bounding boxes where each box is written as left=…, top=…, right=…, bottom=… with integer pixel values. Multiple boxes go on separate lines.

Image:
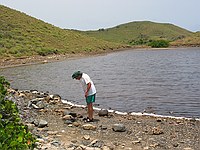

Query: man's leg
left=87, top=103, right=93, bottom=120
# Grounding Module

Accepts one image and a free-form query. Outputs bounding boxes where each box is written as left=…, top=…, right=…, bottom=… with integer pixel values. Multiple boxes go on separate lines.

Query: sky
left=0, top=0, right=200, bottom=32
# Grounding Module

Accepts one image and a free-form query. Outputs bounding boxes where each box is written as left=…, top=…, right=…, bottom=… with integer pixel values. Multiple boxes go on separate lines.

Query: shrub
left=148, top=40, right=169, bottom=48
left=36, top=48, right=59, bottom=56
left=0, top=76, right=36, bottom=150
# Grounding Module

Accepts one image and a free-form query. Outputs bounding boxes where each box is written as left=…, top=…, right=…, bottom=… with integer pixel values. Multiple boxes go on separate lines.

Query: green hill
left=0, top=5, right=124, bottom=58
left=81, top=21, right=193, bottom=45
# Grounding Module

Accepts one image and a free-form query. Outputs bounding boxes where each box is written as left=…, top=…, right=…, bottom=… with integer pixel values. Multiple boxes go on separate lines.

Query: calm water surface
left=1, top=48, right=200, bottom=118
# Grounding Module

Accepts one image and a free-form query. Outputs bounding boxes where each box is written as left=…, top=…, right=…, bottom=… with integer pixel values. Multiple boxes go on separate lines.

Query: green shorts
left=86, top=94, right=96, bottom=104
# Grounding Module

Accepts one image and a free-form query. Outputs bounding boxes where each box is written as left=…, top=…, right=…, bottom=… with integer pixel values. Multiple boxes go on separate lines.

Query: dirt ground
left=33, top=101, right=200, bottom=150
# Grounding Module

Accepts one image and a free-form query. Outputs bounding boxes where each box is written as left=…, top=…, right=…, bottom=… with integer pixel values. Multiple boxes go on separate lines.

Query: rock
left=88, top=139, right=104, bottom=148
left=33, top=120, right=39, bottom=126
left=69, top=112, right=77, bottom=117
left=100, top=125, right=107, bottom=130
left=83, top=135, right=90, bottom=140
left=183, top=148, right=194, bottom=150
left=47, top=131, right=58, bottom=135
left=98, top=109, right=109, bottom=116
left=26, top=123, right=35, bottom=131
left=132, top=139, right=141, bottom=144
left=85, top=147, right=101, bottom=150
left=51, top=140, right=61, bottom=147
left=38, top=119, right=48, bottom=128
left=112, top=124, right=126, bottom=132
left=73, top=121, right=80, bottom=127
left=36, top=101, right=45, bottom=109
left=102, top=146, right=111, bottom=150
left=64, top=120, right=73, bottom=125
left=63, top=110, right=77, bottom=118
left=48, top=94, right=61, bottom=104
left=82, top=124, right=97, bottom=130
left=62, top=115, right=73, bottom=120
left=152, top=127, right=163, bottom=135
left=144, top=146, right=149, bottom=150
left=32, top=104, right=39, bottom=109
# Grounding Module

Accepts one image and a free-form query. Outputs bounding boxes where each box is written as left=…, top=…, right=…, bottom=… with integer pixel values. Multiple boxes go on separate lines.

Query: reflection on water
left=1, top=48, right=200, bottom=118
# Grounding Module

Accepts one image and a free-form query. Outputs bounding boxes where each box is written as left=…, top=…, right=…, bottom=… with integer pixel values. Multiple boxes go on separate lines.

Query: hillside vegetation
left=171, top=32, right=200, bottom=47
left=0, top=5, right=124, bottom=58
left=0, top=5, right=199, bottom=59
left=81, top=21, right=194, bottom=46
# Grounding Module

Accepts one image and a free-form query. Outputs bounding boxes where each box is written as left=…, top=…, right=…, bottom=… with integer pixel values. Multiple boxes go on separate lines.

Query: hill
left=81, top=21, right=193, bottom=45
left=0, top=5, right=124, bottom=58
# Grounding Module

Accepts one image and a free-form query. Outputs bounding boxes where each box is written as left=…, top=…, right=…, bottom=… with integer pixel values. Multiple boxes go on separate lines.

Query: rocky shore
left=5, top=88, right=200, bottom=150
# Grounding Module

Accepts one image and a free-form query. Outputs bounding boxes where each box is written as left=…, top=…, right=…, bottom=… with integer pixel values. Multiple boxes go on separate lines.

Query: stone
left=98, top=109, right=109, bottom=116
left=85, top=147, right=101, bottom=150
left=51, top=140, right=61, bottom=147
left=64, top=120, right=73, bottom=125
left=88, top=139, right=104, bottom=148
left=102, top=146, right=111, bottom=150
left=83, top=135, right=90, bottom=140
left=183, top=148, right=194, bottom=150
left=38, top=119, right=48, bottom=128
left=152, top=127, right=163, bottom=135
left=82, top=124, right=97, bottom=130
left=62, top=115, right=73, bottom=120
left=69, top=112, right=77, bottom=117
left=47, top=131, right=58, bottom=135
left=112, top=124, right=126, bottom=132
left=53, top=94, right=61, bottom=102
left=36, top=101, right=45, bottom=109
left=73, top=121, right=80, bottom=127
left=26, top=123, right=35, bottom=131
left=132, top=139, right=141, bottom=144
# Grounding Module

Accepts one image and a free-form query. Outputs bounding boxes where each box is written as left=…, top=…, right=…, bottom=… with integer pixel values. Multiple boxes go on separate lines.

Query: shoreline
left=62, top=99, right=200, bottom=121
left=0, top=46, right=197, bottom=69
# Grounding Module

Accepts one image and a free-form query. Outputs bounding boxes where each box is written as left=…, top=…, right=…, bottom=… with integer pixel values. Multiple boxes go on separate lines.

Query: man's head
left=72, top=71, right=82, bottom=80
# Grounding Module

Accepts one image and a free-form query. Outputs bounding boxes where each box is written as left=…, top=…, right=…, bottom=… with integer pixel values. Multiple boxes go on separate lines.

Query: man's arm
left=85, top=82, right=91, bottom=98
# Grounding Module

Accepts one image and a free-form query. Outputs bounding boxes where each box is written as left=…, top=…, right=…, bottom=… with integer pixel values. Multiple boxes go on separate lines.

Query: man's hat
left=72, top=71, right=82, bottom=79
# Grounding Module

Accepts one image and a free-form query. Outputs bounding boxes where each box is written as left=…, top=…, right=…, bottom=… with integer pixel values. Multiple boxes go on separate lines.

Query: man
left=72, top=71, right=96, bottom=122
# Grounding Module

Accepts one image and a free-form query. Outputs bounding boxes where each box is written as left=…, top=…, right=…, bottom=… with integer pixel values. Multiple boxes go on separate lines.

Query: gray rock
left=88, top=139, right=104, bottom=148
left=112, top=124, right=126, bottom=132
left=38, top=119, right=48, bottom=128
left=98, top=109, right=109, bottom=116
left=51, top=140, right=61, bottom=147
left=63, top=110, right=77, bottom=117
left=36, top=101, right=45, bottom=109
left=64, top=120, right=73, bottom=125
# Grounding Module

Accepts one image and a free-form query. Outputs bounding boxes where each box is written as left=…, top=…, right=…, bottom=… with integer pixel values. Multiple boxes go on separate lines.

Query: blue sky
left=1, top=0, right=199, bottom=32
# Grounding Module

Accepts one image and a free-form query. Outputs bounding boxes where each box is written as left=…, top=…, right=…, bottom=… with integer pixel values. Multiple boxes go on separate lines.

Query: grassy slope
left=81, top=21, right=193, bottom=45
left=0, top=5, right=124, bottom=58
left=171, top=31, right=200, bottom=46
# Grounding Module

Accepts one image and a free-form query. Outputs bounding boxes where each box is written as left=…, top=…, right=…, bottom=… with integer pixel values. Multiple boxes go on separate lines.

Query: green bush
left=0, top=76, right=36, bottom=150
left=36, top=48, right=59, bottom=56
left=148, top=40, right=169, bottom=48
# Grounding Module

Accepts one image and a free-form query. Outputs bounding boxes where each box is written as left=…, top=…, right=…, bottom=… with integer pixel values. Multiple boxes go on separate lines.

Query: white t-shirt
left=80, top=73, right=96, bottom=96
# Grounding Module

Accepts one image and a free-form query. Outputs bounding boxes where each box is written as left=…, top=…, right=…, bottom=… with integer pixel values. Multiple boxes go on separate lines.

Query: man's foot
left=83, top=117, right=93, bottom=122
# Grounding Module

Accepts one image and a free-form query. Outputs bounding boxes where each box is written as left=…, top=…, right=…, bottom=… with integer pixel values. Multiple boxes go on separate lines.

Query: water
left=1, top=48, right=200, bottom=118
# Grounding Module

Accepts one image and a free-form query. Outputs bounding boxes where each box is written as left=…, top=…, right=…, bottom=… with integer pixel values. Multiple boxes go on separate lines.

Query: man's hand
left=85, top=91, right=88, bottom=98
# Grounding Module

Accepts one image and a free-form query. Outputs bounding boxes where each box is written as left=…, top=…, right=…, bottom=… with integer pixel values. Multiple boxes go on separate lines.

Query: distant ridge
left=0, top=5, right=124, bottom=58
left=81, top=21, right=193, bottom=45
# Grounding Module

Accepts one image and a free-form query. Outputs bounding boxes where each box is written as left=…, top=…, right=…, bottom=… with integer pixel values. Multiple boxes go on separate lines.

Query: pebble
left=82, top=124, right=97, bottom=130
left=112, top=124, right=126, bottom=132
